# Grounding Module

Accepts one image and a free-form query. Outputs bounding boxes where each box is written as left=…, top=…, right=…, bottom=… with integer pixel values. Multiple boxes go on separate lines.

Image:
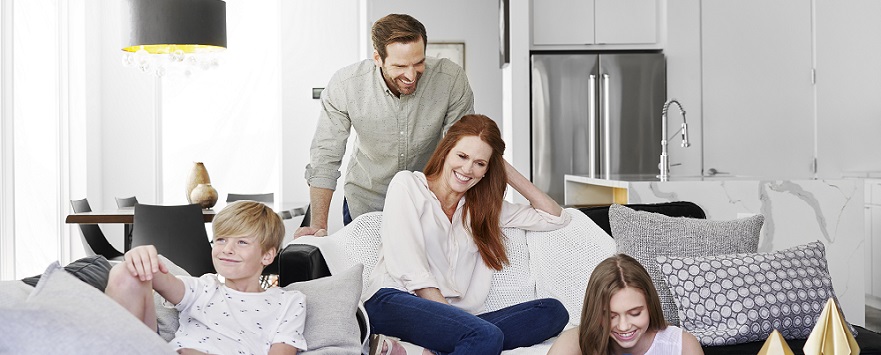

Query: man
left=296, top=14, right=475, bottom=237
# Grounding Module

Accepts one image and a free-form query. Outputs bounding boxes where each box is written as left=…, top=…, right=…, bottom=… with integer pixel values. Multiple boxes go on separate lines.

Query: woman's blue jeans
left=364, top=288, right=569, bottom=355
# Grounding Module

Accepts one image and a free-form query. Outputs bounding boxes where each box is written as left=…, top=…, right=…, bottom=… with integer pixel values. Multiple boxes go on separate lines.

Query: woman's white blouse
left=363, top=171, right=571, bottom=314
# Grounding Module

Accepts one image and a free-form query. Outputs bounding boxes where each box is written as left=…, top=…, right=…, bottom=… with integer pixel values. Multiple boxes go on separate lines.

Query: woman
left=363, top=114, right=572, bottom=355
left=547, top=254, right=703, bottom=355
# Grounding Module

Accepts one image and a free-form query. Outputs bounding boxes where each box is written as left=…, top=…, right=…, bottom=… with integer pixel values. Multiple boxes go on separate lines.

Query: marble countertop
left=564, top=174, right=817, bottom=187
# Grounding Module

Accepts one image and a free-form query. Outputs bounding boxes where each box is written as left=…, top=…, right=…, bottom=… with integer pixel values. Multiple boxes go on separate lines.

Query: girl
left=548, top=254, right=703, bottom=355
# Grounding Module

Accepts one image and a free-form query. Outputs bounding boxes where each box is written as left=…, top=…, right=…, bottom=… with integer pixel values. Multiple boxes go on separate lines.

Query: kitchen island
left=564, top=174, right=866, bottom=326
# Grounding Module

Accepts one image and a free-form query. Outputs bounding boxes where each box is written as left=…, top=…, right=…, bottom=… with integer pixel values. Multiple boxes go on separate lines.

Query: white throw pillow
left=283, top=264, right=364, bottom=354
left=528, top=208, right=617, bottom=326
left=0, top=262, right=175, bottom=354
left=484, top=227, right=533, bottom=313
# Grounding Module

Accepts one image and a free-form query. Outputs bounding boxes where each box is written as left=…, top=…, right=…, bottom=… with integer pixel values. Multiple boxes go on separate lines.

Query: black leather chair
left=69, top=198, right=124, bottom=261
left=115, top=196, right=138, bottom=251
left=131, top=203, right=215, bottom=276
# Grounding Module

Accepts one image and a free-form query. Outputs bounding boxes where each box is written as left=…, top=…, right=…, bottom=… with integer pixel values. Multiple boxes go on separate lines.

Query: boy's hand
left=124, top=245, right=169, bottom=281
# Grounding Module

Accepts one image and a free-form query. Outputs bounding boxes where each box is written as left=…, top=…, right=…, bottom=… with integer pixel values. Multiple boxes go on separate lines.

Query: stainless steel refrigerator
left=531, top=52, right=666, bottom=203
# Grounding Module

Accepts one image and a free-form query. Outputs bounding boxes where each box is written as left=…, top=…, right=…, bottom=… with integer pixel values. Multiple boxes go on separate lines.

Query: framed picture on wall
left=426, top=42, right=465, bottom=70
left=499, top=0, right=510, bottom=68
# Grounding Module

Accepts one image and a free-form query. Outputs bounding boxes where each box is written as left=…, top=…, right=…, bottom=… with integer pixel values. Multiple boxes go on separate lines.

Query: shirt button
left=400, top=131, right=404, bottom=135
left=400, top=154, right=404, bottom=157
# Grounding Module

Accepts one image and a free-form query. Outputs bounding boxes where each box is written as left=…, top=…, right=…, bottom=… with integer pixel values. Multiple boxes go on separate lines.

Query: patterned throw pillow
left=657, top=241, right=856, bottom=346
left=610, top=204, right=763, bottom=325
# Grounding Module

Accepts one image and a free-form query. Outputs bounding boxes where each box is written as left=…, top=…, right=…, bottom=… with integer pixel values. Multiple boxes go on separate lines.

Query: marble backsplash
left=625, top=178, right=865, bottom=326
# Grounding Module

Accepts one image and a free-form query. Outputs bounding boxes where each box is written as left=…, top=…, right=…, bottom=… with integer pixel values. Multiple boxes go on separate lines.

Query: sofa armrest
left=278, top=244, right=331, bottom=287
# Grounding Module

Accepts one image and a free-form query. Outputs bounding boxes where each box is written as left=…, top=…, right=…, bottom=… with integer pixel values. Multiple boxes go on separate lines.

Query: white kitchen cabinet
left=532, top=0, right=656, bottom=46
left=701, top=0, right=815, bottom=178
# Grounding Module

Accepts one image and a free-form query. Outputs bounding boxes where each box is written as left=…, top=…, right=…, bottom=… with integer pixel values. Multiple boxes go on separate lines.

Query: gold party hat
left=803, top=298, right=860, bottom=355
left=758, top=329, right=795, bottom=355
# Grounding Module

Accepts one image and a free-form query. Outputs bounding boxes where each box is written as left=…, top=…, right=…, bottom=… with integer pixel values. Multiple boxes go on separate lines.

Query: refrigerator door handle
left=588, top=74, right=597, bottom=178
left=602, top=74, right=611, bottom=179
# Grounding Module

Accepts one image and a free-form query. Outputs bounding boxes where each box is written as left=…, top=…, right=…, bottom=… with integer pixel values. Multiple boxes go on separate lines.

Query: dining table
left=65, top=201, right=308, bottom=224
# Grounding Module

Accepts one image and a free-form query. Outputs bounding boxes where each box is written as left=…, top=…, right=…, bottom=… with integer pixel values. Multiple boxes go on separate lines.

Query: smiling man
left=299, top=14, right=475, bottom=236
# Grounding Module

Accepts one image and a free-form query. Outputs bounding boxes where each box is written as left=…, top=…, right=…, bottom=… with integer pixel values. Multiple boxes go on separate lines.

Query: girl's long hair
left=578, top=254, right=667, bottom=355
left=423, top=114, right=508, bottom=270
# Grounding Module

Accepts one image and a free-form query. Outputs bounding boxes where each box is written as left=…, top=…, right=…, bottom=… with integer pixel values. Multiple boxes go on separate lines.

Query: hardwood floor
left=867, top=306, right=881, bottom=333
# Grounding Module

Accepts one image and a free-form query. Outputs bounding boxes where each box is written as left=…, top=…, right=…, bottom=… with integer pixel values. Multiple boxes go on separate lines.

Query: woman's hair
left=212, top=201, right=285, bottom=254
left=371, top=14, right=428, bottom=61
left=578, top=254, right=666, bottom=355
left=423, top=114, right=508, bottom=270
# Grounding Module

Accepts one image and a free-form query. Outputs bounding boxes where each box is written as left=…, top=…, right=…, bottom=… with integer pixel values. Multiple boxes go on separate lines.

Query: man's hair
left=212, top=201, right=285, bottom=253
left=371, top=14, right=427, bottom=61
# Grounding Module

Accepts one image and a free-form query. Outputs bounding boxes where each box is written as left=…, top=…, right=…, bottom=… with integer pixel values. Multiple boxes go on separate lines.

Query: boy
left=106, top=201, right=306, bottom=354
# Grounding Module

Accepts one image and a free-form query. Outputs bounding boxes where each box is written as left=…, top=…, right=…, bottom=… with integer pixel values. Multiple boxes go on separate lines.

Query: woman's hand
left=415, top=287, right=449, bottom=305
left=123, top=245, right=168, bottom=282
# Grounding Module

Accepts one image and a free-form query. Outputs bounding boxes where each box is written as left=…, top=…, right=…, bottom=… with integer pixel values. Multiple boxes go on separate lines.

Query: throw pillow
left=0, top=262, right=175, bottom=354
left=657, top=241, right=856, bottom=346
left=283, top=263, right=364, bottom=354
left=154, top=255, right=191, bottom=341
left=484, top=227, right=533, bottom=313
left=610, top=204, right=763, bottom=325
left=21, top=254, right=112, bottom=290
left=0, top=280, right=34, bottom=306
left=529, top=208, right=617, bottom=326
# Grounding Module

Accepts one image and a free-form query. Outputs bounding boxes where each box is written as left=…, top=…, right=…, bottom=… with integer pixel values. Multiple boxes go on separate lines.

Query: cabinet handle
left=589, top=74, right=596, bottom=178
left=602, top=74, right=611, bottom=179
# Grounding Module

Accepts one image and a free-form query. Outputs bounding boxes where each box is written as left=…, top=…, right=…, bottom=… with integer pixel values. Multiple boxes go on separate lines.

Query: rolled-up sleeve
left=305, top=74, right=350, bottom=190
left=442, top=61, right=475, bottom=134
left=380, top=173, right=438, bottom=292
left=499, top=201, right=571, bottom=232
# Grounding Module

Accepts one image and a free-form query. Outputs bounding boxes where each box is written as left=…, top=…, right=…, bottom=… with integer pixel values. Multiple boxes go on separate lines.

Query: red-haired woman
left=363, top=114, right=571, bottom=355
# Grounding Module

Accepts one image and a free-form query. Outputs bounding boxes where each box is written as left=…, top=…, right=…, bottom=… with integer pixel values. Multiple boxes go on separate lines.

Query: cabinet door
left=595, top=0, right=657, bottom=44
left=701, top=0, right=814, bottom=177
left=533, top=0, right=594, bottom=45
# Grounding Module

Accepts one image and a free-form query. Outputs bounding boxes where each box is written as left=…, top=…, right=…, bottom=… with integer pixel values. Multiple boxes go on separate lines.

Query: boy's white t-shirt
left=171, top=274, right=307, bottom=354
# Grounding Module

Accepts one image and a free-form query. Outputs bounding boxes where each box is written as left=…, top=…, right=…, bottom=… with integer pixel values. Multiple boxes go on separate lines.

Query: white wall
left=280, top=1, right=361, bottom=234
left=366, top=1, right=503, bottom=128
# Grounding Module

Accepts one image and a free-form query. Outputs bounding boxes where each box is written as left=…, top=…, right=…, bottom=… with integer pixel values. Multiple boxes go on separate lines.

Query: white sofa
left=291, top=208, right=616, bottom=354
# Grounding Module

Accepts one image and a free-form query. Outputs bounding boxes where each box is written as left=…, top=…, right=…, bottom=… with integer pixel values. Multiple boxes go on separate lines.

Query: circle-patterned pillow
left=656, top=241, right=856, bottom=346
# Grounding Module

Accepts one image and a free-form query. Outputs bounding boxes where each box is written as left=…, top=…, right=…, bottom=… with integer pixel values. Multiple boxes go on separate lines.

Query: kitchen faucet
left=659, top=99, right=690, bottom=181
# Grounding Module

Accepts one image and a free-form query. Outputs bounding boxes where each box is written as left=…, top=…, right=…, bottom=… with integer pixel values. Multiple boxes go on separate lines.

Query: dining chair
left=115, top=196, right=138, bottom=207
left=131, top=203, right=215, bottom=276
left=115, top=195, right=138, bottom=251
left=69, top=198, right=125, bottom=261
left=226, top=192, right=274, bottom=203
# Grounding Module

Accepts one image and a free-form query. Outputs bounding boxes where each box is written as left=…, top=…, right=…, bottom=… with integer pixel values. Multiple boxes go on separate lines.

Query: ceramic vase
left=185, top=162, right=211, bottom=203
left=190, top=183, right=218, bottom=209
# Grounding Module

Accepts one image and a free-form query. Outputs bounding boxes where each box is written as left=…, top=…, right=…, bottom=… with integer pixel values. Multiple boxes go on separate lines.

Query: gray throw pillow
left=610, top=204, right=763, bottom=325
left=283, top=263, right=364, bottom=354
left=0, top=262, right=175, bottom=354
left=657, top=241, right=856, bottom=346
left=154, top=255, right=191, bottom=341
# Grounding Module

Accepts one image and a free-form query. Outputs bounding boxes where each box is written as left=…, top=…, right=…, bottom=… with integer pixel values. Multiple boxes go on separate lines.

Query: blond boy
left=106, top=201, right=306, bottom=354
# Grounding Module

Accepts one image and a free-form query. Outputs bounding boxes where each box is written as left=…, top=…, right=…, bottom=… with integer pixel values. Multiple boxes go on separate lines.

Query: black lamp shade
left=122, top=0, right=227, bottom=54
